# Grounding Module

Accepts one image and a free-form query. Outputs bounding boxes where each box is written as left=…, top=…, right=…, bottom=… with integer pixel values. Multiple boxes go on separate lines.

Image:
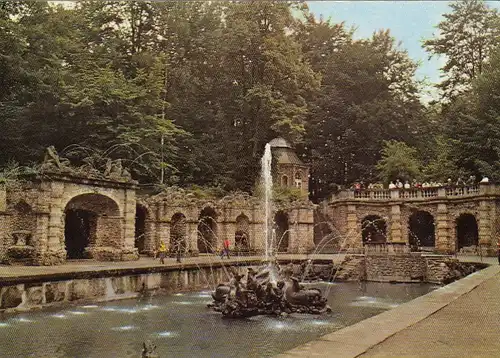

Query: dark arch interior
left=408, top=211, right=435, bottom=249
left=275, top=211, right=289, bottom=252
left=171, top=213, right=187, bottom=253
left=235, top=214, right=250, bottom=252
left=65, top=209, right=96, bottom=259
left=456, top=213, right=478, bottom=250
left=198, top=207, right=217, bottom=253
left=135, top=205, right=147, bottom=253
left=362, top=215, right=387, bottom=244
left=64, top=194, right=120, bottom=260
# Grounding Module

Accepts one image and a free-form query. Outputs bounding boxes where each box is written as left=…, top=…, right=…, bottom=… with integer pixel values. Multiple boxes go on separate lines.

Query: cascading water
left=260, top=143, right=273, bottom=261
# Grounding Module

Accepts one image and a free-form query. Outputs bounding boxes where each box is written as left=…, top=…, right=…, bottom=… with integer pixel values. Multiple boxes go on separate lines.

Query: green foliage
left=442, top=48, right=500, bottom=181
left=376, top=140, right=421, bottom=184
left=422, top=136, right=461, bottom=182
left=0, top=1, right=447, bottom=196
left=424, top=0, right=500, bottom=100
left=273, top=186, right=308, bottom=203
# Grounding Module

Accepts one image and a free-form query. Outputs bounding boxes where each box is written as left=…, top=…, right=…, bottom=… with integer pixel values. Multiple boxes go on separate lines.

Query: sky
left=307, top=1, right=500, bottom=101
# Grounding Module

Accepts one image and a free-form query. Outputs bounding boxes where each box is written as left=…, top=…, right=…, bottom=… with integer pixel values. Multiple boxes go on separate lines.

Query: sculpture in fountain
left=208, top=264, right=331, bottom=318
left=209, top=141, right=330, bottom=318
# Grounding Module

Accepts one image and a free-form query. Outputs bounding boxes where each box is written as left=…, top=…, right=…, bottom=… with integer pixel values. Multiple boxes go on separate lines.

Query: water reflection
left=0, top=282, right=436, bottom=358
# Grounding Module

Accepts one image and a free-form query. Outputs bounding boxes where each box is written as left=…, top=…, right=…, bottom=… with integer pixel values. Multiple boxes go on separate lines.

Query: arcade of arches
left=0, top=175, right=315, bottom=265
left=327, top=197, right=499, bottom=255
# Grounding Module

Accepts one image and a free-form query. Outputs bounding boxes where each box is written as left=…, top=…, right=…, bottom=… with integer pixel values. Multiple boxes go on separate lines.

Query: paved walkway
left=361, top=266, right=500, bottom=357
left=0, top=253, right=345, bottom=280
left=279, top=259, right=500, bottom=358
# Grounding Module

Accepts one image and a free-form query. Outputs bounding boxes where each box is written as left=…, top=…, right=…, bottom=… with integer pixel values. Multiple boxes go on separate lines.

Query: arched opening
left=281, top=175, right=289, bottom=187
left=170, top=213, right=187, bottom=254
left=408, top=211, right=435, bottom=250
left=64, top=194, right=121, bottom=259
left=198, top=207, right=217, bottom=253
left=295, top=171, right=302, bottom=189
left=274, top=211, right=289, bottom=252
left=135, top=204, right=148, bottom=254
left=456, top=213, right=479, bottom=251
left=235, top=214, right=250, bottom=252
left=361, top=215, right=387, bottom=244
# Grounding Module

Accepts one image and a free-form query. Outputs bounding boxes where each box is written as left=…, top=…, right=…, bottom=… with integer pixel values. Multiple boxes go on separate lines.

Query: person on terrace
left=404, top=180, right=411, bottom=189
left=456, top=177, right=465, bottom=187
left=466, top=175, right=476, bottom=186
left=480, top=176, right=489, bottom=183
left=388, top=181, right=396, bottom=189
left=158, top=241, right=167, bottom=265
left=395, top=179, right=403, bottom=188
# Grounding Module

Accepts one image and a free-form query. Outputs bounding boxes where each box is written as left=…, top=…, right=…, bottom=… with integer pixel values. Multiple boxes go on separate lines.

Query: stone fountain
left=209, top=142, right=330, bottom=318
left=208, top=264, right=331, bottom=318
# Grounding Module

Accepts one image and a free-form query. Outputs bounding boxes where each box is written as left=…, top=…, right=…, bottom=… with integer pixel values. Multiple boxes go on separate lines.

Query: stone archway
left=456, top=213, right=479, bottom=250
left=64, top=194, right=121, bottom=259
left=170, top=213, right=187, bottom=254
left=235, top=214, right=250, bottom=252
left=361, top=215, right=387, bottom=244
left=198, top=207, right=217, bottom=253
left=135, top=204, right=148, bottom=254
left=408, top=210, right=435, bottom=250
left=275, top=211, right=289, bottom=252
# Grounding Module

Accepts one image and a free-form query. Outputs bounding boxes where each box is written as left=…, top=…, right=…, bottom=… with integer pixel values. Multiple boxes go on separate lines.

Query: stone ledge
left=277, top=264, right=500, bottom=358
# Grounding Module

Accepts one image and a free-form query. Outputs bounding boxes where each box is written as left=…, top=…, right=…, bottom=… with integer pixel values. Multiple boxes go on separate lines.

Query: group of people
left=351, top=175, right=490, bottom=191
left=155, top=241, right=183, bottom=264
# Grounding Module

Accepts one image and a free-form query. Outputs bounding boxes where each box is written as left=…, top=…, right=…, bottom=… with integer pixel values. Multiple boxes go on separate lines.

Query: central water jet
left=261, top=143, right=273, bottom=260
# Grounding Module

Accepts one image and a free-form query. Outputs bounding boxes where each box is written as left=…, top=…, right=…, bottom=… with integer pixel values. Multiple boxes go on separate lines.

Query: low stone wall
left=0, top=264, right=253, bottom=314
left=334, top=255, right=366, bottom=281
left=366, top=254, right=425, bottom=282
left=336, top=254, right=485, bottom=283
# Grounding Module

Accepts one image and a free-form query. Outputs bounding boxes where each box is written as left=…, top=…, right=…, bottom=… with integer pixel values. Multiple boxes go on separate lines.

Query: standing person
left=220, top=238, right=231, bottom=259
left=497, top=241, right=500, bottom=265
left=176, top=241, right=182, bottom=263
left=158, top=241, right=167, bottom=265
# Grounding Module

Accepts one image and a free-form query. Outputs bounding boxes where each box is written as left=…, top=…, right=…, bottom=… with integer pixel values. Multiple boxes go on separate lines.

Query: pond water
left=0, top=282, right=438, bottom=357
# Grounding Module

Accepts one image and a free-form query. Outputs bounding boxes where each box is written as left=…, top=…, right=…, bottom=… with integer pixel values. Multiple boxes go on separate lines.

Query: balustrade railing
left=332, top=184, right=491, bottom=202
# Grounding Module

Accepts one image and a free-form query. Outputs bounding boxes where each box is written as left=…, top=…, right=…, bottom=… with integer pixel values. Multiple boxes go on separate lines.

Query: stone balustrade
left=332, top=184, right=491, bottom=202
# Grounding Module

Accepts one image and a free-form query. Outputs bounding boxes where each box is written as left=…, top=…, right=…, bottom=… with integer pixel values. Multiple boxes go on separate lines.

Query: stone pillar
left=187, top=222, right=199, bottom=255
left=122, top=188, right=136, bottom=250
left=252, top=205, right=266, bottom=254
left=478, top=200, right=494, bottom=256
left=346, top=205, right=360, bottom=249
left=34, top=213, right=50, bottom=254
left=43, top=181, right=66, bottom=265
left=159, top=222, right=170, bottom=249
left=155, top=202, right=165, bottom=245
left=143, top=219, right=156, bottom=255
left=225, top=222, right=236, bottom=247
left=390, top=204, right=402, bottom=242
left=46, top=182, right=65, bottom=251
left=252, top=221, right=266, bottom=254
left=435, top=203, right=452, bottom=253
left=288, top=209, right=299, bottom=253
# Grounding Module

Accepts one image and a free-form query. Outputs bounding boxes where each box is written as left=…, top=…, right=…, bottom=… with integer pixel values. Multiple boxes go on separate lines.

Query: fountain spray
left=260, top=143, right=273, bottom=261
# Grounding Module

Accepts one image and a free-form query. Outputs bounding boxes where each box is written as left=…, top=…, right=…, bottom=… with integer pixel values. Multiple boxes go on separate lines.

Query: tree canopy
left=1, top=0, right=498, bottom=201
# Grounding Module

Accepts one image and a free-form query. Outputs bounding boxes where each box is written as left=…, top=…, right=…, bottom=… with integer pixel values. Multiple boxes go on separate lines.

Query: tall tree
left=296, top=12, right=424, bottom=199
left=424, top=0, right=500, bottom=101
